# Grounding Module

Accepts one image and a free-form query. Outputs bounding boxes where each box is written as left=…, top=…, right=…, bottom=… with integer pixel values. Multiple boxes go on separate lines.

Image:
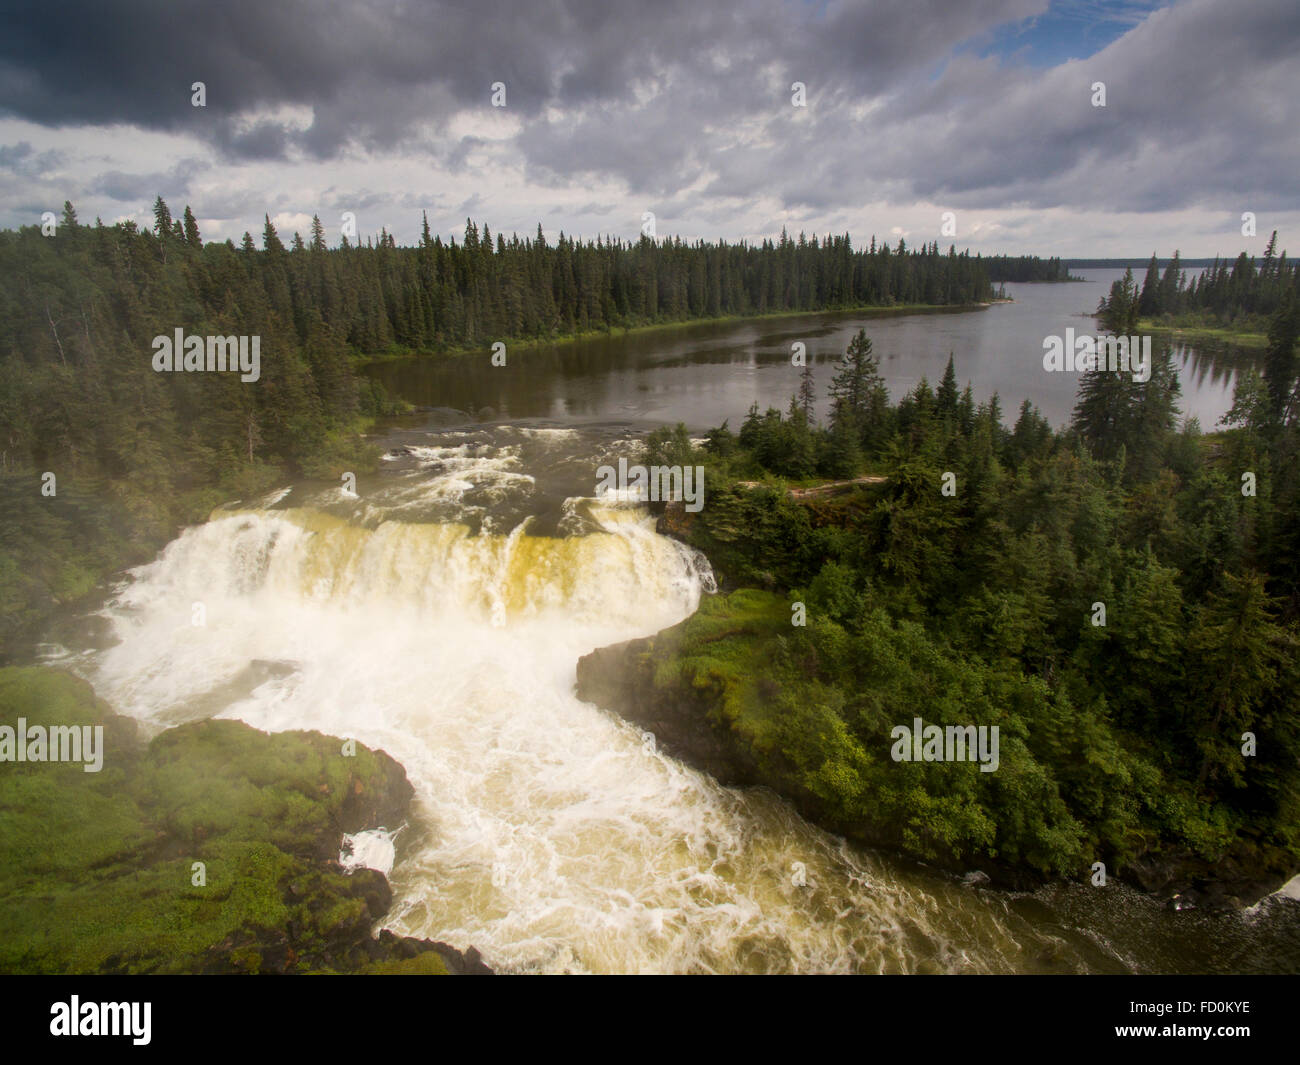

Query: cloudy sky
left=1, top=0, right=1296, bottom=257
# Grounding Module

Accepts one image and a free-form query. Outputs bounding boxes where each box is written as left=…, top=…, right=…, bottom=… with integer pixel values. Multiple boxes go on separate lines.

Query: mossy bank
left=0, top=667, right=489, bottom=974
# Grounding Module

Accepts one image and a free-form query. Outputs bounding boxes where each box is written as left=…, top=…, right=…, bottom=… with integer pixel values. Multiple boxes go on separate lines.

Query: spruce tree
left=152, top=196, right=172, bottom=238
left=1138, top=253, right=1161, bottom=316
left=1263, top=296, right=1299, bottom=424
left=1186, top=572, right=1282, bottom=791
left=262, top=215, right=285, bottom=255
left=937, top=354, right=959, bottom=417
left=798, top=360, right=816, bottom=422
left=828, top=328, right=887, bottom=447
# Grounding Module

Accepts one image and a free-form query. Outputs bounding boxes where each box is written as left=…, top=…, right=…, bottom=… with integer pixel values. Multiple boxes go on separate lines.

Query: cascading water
left=57, top=426, right=1299, bottom=974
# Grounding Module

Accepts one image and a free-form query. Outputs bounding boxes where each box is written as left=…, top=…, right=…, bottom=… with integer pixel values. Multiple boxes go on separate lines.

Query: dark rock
left=429, top=941, right=493, bottom=975
left=1124, top=849, right=1293, bottom=911
left=336, top=752, right=413, bottom=838
left=347, top=867, right=394, bottom=919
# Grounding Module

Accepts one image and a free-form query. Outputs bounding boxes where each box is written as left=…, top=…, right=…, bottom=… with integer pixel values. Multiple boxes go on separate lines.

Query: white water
left=342, top=828, right=398, bottom=877
left=71, top=436, right=1171, bottom=973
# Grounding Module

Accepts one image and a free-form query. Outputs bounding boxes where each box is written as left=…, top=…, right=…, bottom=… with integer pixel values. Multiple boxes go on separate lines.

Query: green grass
left=361, top=952, right=450, bottom=975
left=1137, top=317, right=1269, bottom=350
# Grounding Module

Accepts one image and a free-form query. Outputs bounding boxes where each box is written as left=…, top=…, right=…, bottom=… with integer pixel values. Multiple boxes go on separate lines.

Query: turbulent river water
left=47, top=280, right=1300, bottom=973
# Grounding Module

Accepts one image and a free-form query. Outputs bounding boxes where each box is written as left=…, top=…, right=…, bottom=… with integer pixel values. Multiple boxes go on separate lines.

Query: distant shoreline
left=356, top=301, right=995, bottom=365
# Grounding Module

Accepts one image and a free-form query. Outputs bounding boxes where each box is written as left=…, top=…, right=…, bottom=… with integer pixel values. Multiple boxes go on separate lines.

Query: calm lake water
left=363, top=269, right=1246, bottom=433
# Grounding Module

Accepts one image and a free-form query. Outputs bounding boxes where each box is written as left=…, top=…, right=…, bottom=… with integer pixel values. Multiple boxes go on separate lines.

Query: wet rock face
left=655, top=500, right=697, bottom=540
left=1125, top=851, right=1293, bottom=912
left=334, top=743, right=415, bottom=841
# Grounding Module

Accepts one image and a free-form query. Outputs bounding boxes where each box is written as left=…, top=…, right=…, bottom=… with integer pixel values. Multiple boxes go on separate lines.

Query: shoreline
left=355, top=302, right=996, bottom=366
left=0, top=666, right=492, bottom=975
left=576, top=591, right=1298, bottom=911
left=1136, top=318, right=1269, bottom=350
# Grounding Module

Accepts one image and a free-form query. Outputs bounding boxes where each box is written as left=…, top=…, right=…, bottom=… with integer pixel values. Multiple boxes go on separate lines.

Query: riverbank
left=575, top=601, right=1295, bottom=908
left=356, top=302, right=994, bottom=366
left=0, top=666, right=490, bottom=974
left=1136, top=317, right=1269, bottom=350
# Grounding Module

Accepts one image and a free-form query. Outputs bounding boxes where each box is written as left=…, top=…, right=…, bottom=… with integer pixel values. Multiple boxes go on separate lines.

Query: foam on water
left=341, top=829, right=399, bottom=877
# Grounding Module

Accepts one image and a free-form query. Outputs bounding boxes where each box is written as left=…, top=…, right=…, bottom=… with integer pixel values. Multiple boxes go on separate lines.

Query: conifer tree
left=263, top=215, right=285, bottom=255
left=1138, top=253, right=1161, bottom=316
left=152, top=196, right=172, bottom=239
left=182, top=206, right=201, bottom=246
left=937, top=354, right=960, bottom=418
left=798, top=360, right=816, bottom=422
left=1263, top=296, right=1299, bottom=424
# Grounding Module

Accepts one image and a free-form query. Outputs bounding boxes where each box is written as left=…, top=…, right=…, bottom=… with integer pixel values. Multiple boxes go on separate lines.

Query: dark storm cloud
left=1, top=0, right=1297, bottom=224
left=0, top=0, right=744, bottom=154
left=0, top=0, right=1041, bottom=154
left=638, top=0, right=1300, bottom=216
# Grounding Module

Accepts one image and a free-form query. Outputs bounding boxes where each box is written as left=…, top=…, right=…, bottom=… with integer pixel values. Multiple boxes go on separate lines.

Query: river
left=363, top=269, right=1244, bottom=433
left=47, top=272, right=1299, bottom=974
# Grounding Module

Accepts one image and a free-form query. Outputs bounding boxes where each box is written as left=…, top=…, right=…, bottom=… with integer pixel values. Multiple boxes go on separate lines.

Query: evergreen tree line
left=7, top=197, right=1085, bottom=367
left=1103, top=236, right=1300, bottom=329
left=0, top=196, right=1095, bottom=494
left=1099, top=250, right=1300, bottom=430
left=982, top=254, right=1081, bottom=283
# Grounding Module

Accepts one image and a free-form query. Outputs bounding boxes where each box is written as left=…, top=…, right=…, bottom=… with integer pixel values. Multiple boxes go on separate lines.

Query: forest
left=621, top=304, right=1300, bottom=881
left=9, top=201, right=1296, bottom=883
left=982, top=254, right=1081, bottom=283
